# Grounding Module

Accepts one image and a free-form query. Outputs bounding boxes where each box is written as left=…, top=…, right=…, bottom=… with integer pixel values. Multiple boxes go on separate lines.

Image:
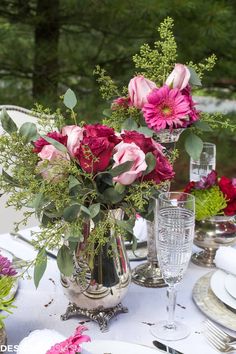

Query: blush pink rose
left=165, top=64, right=190, bottom=91
left=128, top=75, right=157, bottom=109
left=37, top=145, right=70, bottom=181
left=112, top=142, right=147, bottom=185
left=62, top=125, right=84, bottom=157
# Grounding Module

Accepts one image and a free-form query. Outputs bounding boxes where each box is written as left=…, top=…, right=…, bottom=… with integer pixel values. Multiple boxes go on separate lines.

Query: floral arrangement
left=46, top=325, right=90, bottom=354
left=0, top=253, right=17, bottom=328
left=94, top=17, right=235, bottom=160
left=184, top=170, right=236, bottom=220
left=0, top=90, right=174, bottom=284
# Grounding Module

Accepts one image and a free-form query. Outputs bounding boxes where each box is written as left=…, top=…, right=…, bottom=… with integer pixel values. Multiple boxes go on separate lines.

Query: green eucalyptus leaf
left=144, top=152, right=156, bottom=175
left=114, top=183, right=126, bottom=194
left=132, top=236, right=138, bottom=252
left=89, top=203, right=100, bottom=219
left=2, top=169, right=19, bottom=187
left=103, top=187, right=124, bottom=204
left=63, top=204, right=80, bottom=222
left=57, top=245, right=73, bottom=276
left=30, top=193, right=47, bottom=210
left=193, top=120, right=213, bottom=132
left=188, top=67, right=202, bottom=86
left=103, top=109, right=112, bottom=118
left=68, top=175, right=81, bottom=190
left=116, top=219, right=134, bottom=234
left=137, top=126, right=154, bottom=137
left=80, top=205, right=91, bottom=217
left=63, top=88, right=77, bottom=110
left=110, top=161, right=133, bottom=177
left=41, top=135, right=68, bottom=153
left=34, top=249, right=47, bottom=288
left=19, top=122, right=38, bottom=142
left=0, top=108, right=18, bottom=134
left=185, top=133, right=203, bottom=160
left=121, top=118, right=138, bottom=131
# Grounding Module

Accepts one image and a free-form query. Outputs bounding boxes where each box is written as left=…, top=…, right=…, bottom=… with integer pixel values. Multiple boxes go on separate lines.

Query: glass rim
left=201, top=142, right=216, bottom=147
left=158, top=191, right=195, bottom=204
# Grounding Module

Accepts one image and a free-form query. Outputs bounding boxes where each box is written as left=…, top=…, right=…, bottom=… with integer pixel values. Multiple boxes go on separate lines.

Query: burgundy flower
left=219, top=176, right=236, bottom=201
left=84, top=123, right=121, bottom=145
left=121, top=130, right=157, bottom=154
left=0, top=254, right=17, bottom=276
left=76, top=136, right=114, bottom=174
left=144, top=151, right=175, bottom=184
left=224, top=199, right=236, bottom=216
left=195, top=170, right=218, bottom=190
left=33, top=132, right=67, bottom=153
left=111, top=97, right=130, bottom=110
left=183, top=181, right=196, bottom=194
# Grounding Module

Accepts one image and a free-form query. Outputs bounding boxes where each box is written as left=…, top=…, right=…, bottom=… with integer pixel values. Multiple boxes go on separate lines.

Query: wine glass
left=151, top=192, right=195, bottom=341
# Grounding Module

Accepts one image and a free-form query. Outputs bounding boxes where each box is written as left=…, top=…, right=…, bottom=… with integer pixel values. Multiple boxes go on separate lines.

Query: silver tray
left=193, top=271, right=236, bottom=331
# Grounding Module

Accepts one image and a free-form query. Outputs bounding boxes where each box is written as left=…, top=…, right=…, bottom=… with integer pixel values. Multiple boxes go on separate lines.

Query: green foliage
left=0, top=276, right=16, bottom=329
left=192, top=186, right=227, bottom=221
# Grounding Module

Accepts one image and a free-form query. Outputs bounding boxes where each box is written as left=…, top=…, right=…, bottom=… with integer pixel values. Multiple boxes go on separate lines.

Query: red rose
left=33, top=131, right=67, bottom=153
left=121, top=130, right=156, bottom=154
left=224, top=199, right=236, bottom=216
left=77, top=136, right=114, bottom=174
left=219, top=176, right=236, bottom=201
left=84, top=124, right=121, bottom=145
left=144, top=151, right=175, bottom=184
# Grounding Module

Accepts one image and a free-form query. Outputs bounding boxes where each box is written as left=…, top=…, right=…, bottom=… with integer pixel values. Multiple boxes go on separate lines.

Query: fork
left=205, top=320, right=236, bottom=346
left=205, top=331, right=236, bottom=353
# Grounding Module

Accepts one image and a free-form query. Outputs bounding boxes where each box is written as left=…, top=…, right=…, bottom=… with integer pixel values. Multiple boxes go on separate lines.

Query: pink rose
left=37, top=145, right=70, bottom=181
left=128, top=75, right=157, bottom=109
left=62, top=125, right=84, bottom=157
left=111, top=97, right=130, bottom=110
left=113, top=142, right=147, bottom=185
left=33, top=131, right=67, bottom=153
left=165, top=64, right=191, bottom=91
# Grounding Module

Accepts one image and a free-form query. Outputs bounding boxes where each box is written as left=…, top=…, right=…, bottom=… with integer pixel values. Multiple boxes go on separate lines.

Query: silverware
left=205, top=331, right=236, bottom=353
left=10, top=232, right=57, bottom=259
left=153, top=340, right=184, bottom=354
left=205, top=320, right=236, bottom=346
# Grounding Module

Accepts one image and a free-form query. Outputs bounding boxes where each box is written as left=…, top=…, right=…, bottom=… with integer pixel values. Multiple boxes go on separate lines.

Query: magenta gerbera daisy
left=142, top=85, right=191, bottom=131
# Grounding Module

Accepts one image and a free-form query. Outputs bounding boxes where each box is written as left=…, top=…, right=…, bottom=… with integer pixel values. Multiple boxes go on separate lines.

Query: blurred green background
left=0, top=0, right=235, bottom=187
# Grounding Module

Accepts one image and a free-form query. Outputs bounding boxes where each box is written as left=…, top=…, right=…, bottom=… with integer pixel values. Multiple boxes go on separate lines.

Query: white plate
left=225, top=274, right=236, bottom=299
left=82, top=340, right=157, bottom=354
left=210, top=270, right=236, bottom=310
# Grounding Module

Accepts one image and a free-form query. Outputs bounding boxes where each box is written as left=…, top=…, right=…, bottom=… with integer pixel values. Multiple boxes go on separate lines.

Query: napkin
left=17, top=329, right=66, bottom=354
left=133, top=217, right=147, bottom=242
left=214, top=246, right=236, bottom=276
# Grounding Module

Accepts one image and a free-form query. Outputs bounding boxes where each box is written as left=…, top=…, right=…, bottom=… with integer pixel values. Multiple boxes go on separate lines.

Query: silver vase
left=191, top=215, right=236, bottom=267
left=60, top=209, right=131, bottom=332
left=132, top=128, right=184, bottom=288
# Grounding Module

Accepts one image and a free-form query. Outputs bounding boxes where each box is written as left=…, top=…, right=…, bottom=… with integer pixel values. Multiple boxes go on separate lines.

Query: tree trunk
left=33, top=0, right=60, bottom=107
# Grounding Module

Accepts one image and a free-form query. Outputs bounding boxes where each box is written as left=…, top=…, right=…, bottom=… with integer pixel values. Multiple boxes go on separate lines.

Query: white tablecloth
left=1, top=228, right=235, bottom=354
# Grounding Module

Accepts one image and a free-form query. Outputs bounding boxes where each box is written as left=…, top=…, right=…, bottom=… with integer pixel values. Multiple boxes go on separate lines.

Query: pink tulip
left=62, top=125, right=84, bottom=157
left=165, top=64, right=190, bottom=91
left=112, top=142, right=147, bottom=185
left=128, top=75, right=157, bottom=109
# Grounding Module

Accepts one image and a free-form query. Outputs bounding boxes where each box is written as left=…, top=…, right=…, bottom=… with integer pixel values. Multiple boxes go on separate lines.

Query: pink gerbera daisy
left=142, top=85, right=191, bottom=131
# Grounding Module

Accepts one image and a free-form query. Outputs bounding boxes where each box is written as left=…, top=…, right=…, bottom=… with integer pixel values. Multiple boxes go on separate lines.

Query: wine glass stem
left=167, top=285, right=177, bottom=329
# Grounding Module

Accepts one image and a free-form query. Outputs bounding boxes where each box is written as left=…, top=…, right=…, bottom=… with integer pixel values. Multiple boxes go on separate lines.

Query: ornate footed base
left=61, top=302, right=128, bottom=332
left=132, top=262, right=167, bottom=288
left=191, top=250, right=216, bottom=268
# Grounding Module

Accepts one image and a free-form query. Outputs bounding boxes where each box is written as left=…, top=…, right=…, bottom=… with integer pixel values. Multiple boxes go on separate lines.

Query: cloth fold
left=214, top=246, right=236, bottom=276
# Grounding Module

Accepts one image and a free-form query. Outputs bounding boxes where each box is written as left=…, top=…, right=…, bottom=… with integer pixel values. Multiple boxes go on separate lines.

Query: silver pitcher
left=60, top=209, right=131, bottom=332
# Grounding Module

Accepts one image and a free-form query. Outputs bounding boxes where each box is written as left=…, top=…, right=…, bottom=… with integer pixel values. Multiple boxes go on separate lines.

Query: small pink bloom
left=38, top=145, right=69, bottom=162
left=128, top=75, right=157, bottom=109
left=111, top=97, right=130, bottom=110
left=112, top=142, right=147, bottom=185
left=166, top=64, right=190, bottom=91
left=0, top=254, right=17, bottom=276
left=181, top=85, right=200, bottom=126
left=62, top=125, right=84, bottom=157
left=142, top=85, right=191, bottom=131
left=46, top=325, right=90, bottom=354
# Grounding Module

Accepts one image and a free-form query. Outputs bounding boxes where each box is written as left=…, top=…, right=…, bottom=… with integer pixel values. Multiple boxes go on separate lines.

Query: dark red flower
left=183, top=181, right=196, bottom=194
left=33, top=132, right=67, bottom=153
left=84, top=123, right=121, bottom=145
left=219, top=176, right=236, bottom=201
left=224, top=199, right=236, bottom=216
left=121, top=130, right=156, bottom=154
left=143, top=151, right=175, bottom=184
left=76, top=136, right=114, bottom=174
